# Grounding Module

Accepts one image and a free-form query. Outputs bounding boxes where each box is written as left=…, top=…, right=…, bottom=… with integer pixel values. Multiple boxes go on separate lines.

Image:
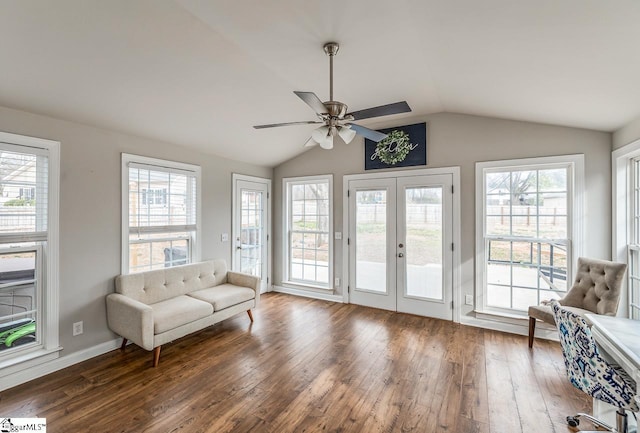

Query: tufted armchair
left=528, top=257, right=626, bottom=348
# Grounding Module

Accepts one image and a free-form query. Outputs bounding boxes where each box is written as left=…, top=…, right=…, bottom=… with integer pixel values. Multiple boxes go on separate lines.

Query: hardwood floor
left=0, top=293, right=590, bottom=432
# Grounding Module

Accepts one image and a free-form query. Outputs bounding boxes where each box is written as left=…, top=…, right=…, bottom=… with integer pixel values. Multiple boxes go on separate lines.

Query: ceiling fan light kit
left=338, top=125, right=356, bottom=144
left=320, top=136, right=334, bottom=150
left=311, top=125, right=330, bottom=143
left=253, top=42, right=412, bottom=150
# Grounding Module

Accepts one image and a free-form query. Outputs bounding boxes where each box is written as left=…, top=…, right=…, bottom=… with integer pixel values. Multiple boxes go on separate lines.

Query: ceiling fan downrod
left=322, top=42, right=348, bottom=120
left=324, top=42, right=339, bottom=103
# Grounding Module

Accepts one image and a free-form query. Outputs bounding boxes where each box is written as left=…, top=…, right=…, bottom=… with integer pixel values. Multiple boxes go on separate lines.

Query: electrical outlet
left=465, top=295, right=473, bottom=306
left=335, top=277, right=340, bottom=287
left=73, top=321, right=83, bottom=336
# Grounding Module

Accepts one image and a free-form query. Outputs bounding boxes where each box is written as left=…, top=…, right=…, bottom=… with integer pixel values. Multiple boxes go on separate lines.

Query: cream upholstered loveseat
left=107, top=260, right=259, bottom=366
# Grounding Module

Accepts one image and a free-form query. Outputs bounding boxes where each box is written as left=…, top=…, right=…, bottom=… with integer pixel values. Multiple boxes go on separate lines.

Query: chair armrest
left=106, top=293, right=154, bottom=350
left=227, top=271, right=261, bottom=306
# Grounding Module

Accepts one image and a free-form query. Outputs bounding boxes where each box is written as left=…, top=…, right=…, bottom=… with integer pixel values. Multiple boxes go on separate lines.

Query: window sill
left=281, top=281, right=333, bottom=292
left=476, top=309, right=527, bottom=321
left=474, top=309, right=556, bottom=330
left=0, top=346, right=62, bottom=376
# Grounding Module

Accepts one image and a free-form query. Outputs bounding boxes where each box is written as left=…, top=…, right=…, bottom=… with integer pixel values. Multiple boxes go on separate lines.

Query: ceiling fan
left=253, top=42, right=411, bottom=150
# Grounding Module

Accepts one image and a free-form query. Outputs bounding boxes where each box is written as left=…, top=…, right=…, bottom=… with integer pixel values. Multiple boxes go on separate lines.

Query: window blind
left=0, top=147, right=48, bottom=243
left=128, top=163, right=197, bottom=235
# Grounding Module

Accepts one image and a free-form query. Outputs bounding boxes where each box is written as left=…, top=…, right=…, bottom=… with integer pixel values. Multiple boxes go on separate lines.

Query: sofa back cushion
left=115, top=260, right=228, bottom=304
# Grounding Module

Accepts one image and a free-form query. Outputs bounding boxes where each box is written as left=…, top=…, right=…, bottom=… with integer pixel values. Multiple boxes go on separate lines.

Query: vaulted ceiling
left=1, top=0, right=639, bottom=166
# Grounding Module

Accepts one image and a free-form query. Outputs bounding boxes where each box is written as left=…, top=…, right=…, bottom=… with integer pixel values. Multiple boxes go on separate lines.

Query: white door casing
left=343, top=168, right=460, bottom=321
left=232, top=174, right=271, bottom=293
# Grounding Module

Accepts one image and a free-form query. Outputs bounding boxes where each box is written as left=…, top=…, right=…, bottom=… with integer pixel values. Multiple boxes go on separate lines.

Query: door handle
left=398, top=253, right=404, bottom=258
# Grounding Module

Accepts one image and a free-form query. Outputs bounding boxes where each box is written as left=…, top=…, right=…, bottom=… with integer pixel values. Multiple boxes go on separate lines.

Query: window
left=613, top=141, right=640, bottom=319
left=284, top=175, right=333, bottom=288
left=476, top=155, right=583, bottom=316
left=142, top=188, right=167, bottom=206
left=122, top=154, right=200, bottom=274
left=0, top=132, right=59, bottom=366
left=19, top=187, right=35, bottom=201
left=628, top=157, right=640, bottom=320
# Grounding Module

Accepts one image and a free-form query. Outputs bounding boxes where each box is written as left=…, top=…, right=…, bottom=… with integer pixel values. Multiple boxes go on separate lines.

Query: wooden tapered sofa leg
left=120, top=338, right=128, bottom=351
left=247, top=309, right=254, bottom=322
left=528, top=317, right=536, bottom=348
left=153, top=346, right=161, bottom=367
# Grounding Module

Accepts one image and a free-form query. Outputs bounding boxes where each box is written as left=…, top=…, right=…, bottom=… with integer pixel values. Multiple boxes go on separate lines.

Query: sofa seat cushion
left=151, top=295, right=213, bottom=334
left=188, top=284, right=255, bottom=311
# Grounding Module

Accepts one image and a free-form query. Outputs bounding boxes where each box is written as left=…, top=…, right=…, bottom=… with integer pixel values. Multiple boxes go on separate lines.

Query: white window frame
left=629, top=157, right=640, bottom=320
left=231, top=173, right=272, bottom=291
left=475, top=154, right=584, bottom=317
left=121, top=154, right=201, bottom=274
left=283, top=175, right=333, bottom=290
left=0, top=131, right=60, bottom=372
left=613, top=139, right=640, bottom=319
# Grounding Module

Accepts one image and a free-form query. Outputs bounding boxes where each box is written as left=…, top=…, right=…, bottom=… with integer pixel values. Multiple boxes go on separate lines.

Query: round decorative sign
left=375, top=130, right=412, bottom=165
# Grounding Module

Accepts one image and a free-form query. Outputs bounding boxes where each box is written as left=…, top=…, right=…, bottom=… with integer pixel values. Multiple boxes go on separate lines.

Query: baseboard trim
left=0, top=338, right=121, bottom=392
left=272, top=285, right=343, bottom=303
left=271, top=288, right=559, bottom=341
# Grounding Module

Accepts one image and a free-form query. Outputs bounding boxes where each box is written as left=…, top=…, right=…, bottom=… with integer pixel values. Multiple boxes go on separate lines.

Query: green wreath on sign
left=375, top=130, right=411, bottom=165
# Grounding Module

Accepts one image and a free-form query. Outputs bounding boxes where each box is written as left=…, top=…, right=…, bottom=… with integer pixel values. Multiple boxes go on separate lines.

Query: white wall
left=0, top=104, right=612, bottom=385
left=613, top=115, right=640, bottom=150
left=0, top=105, right=271, bottom=360
left=273, top=112, right=611, bottom=318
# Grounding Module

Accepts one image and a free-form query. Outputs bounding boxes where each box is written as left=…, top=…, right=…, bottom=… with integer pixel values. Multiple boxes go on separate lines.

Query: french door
left=232, top=175, right=270, bottom=293
left=347, top=174, right=453, bottom=320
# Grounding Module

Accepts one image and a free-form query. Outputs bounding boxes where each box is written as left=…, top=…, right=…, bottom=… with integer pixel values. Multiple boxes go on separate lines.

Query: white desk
left=585, top=314, right=640, bottom=423
left=586, top=314, right=640, bottom=384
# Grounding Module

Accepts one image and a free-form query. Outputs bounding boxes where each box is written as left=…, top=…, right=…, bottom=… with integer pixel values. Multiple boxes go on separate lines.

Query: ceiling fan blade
left=303, top=137, right=317, bottom=147
left=253, top=120, right=322, bottom=129
left=347, top=101, right=411, bottom=121
left=349, top=124, right=388, bottom=142
left=294, top=91, right=328, bottom=115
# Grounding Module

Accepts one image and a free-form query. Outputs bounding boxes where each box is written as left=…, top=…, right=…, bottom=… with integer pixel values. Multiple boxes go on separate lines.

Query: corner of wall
left=613, top=116, right=640, bottom=150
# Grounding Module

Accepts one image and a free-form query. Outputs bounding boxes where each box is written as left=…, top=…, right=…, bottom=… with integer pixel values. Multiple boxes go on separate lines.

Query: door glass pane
left=240, top=189, right=263, bottom=277
left=405, top=187, right=443, bottom=300
left=356, top=190, right=387, bottom=293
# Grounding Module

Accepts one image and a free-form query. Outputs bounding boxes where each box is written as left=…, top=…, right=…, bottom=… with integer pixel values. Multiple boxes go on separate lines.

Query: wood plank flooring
left=0, top=293, right=591, bottom=432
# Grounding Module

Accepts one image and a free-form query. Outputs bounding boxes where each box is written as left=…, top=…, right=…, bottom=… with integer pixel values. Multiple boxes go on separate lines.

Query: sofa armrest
left=227, top=271, right=261, bottom=306
left=106, top=293, right=154, bottom=350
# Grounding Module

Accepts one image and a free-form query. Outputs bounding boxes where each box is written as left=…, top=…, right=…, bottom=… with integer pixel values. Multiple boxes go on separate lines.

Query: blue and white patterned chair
left=551, top=299, right=638, bottom=432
